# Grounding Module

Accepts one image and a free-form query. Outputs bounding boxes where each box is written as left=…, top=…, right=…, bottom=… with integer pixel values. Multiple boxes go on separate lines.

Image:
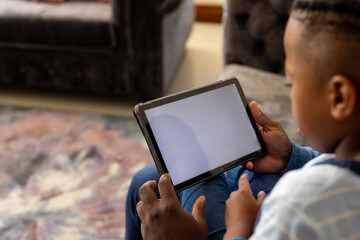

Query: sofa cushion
left=0, top=0, right=115, bottom=51
left=39, top=0, right=65, bottom=3
left=223, top=0, right=293, bottom=74
left=269, top=0, right=293, bottom=15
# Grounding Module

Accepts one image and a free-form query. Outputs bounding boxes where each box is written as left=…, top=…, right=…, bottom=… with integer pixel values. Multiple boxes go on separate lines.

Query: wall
left=195, top=0, right=223, bottom=5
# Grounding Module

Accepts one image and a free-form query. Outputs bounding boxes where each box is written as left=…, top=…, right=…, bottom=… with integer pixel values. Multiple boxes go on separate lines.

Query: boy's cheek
left=291, top=102, right=307, bottom=139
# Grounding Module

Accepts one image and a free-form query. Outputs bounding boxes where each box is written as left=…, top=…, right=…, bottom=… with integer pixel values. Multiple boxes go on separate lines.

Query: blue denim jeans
left=125, top=165, right=282, bottom=240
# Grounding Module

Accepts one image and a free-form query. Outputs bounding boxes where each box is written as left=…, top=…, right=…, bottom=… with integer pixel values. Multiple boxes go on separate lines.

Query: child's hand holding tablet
left=134, top=78, right=267, bottom=192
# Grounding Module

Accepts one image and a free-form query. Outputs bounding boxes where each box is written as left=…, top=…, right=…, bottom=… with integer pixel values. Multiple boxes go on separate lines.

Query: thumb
left=192, top=196, right=208, bottom=229
left=249, top=101, right=271, bottom=128
left=245, top=161, right=254, bottom=171
left=256, top=191, right=267, bottom=208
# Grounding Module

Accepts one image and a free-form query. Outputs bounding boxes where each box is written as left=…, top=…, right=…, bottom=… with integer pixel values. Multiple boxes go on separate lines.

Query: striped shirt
left=250, top=155, right=360, bottom=240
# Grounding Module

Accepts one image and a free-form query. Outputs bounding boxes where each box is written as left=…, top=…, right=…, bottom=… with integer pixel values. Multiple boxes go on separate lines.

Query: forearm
left=281, top=141, right=320, bottom=174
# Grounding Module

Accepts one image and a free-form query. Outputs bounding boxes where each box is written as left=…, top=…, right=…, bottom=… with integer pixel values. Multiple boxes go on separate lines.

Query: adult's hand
left=224, top=174, right=266, bottom=240
left=245, top=101, right=292, bottom=173
left=136, top=173, right=208, bottom=240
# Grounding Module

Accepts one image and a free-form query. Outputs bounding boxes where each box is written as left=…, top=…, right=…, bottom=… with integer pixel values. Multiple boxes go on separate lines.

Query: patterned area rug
left=0, top=105, right=153, bottom=239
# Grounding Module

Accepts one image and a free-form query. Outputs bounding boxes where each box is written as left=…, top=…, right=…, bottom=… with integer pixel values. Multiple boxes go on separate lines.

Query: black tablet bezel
left=133, top=77, right=267, bottom=192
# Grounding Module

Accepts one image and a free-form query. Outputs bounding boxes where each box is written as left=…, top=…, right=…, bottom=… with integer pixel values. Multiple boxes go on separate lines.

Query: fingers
left=238, top=174, right=266, bottom=209
left=139, top=180, right=158, bottom=204
left=158, top=173, right=178, bottom=202
left=237, top=173, right=253, bottom=196
left=192, top=196, right=208, bottom=230
left=136, top=201, right=145, bottom=221
left=238, top=173, right=251, bottom=189
left=192, top=196, right=206, bottom=220
left=249, top=101, right=272, bottom=129
left=256, top=191, right=267, bottom=207
left=137, top=180, right=158, bottom=221
left=245, top=161, right=254, bottom=171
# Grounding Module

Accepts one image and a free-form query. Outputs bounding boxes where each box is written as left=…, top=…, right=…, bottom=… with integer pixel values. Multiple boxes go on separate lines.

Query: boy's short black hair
left=292, top=0, right=360, bottom=16
left=291, top=0, right=360, bottom=33
left=289, top=0, right=360, bottom=82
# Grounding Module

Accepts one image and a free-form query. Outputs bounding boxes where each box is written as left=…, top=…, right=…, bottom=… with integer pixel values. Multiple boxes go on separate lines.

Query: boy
left=224, top=0, right=360, bottom=239
left=128, top=0, right=360, bottom=239
left=224, top=0, right=360, bottom=238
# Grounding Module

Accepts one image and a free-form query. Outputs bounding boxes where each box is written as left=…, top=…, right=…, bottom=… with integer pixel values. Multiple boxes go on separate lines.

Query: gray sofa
left=0, top=0, right=194, bottom=99
left=223, top=0, right=292, bottom=74
left=221, top=0, right=307, bottom=146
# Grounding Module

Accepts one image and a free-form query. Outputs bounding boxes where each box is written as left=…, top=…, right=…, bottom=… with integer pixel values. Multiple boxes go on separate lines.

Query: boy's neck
left=334, top=135, right=360, bottom=162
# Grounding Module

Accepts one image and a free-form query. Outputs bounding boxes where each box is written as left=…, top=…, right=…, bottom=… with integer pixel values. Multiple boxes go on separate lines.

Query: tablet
left=134, top=78, right=267, bottom=192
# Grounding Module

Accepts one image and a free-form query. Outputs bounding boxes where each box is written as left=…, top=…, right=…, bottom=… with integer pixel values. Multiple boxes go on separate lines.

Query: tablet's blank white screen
left=144, top=84, right=261, bottom=186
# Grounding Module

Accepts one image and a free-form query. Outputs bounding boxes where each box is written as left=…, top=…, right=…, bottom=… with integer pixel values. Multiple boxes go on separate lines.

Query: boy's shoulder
left=272, top=162, right=360, bottom=204
left=254, top=162, right=360, bottom=239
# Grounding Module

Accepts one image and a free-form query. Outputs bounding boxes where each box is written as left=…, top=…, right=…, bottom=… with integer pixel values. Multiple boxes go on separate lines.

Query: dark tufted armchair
left=223, top=0, right=293, bottom=74
left=0, top=0, right=193, bottom=99
left=220, top=0, right=307, bottom=145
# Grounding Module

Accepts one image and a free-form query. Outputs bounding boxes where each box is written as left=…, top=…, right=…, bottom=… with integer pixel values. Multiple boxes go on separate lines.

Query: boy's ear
left=328, top=75, right=357, bottom=120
